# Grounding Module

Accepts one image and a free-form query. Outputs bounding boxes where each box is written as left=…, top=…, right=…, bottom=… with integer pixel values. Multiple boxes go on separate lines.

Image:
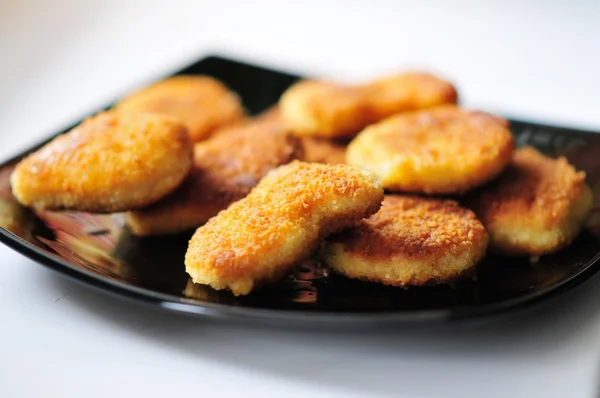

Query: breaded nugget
left=279, top=73, right=457, bottom=139
left=300, top=137, right=347, bottom=164
left=279, top=80, right=372, bottom=139
left=126, top=122, right=303, bottom=236
left=346, top=106, right=514, bottom=194
left=214, top=106, right=347, bottom=165
left=323, top=195, right=488, bottom=286
left=185, top=161, right=384, bottom=295
left=11, top=111, right=192, bottom=212
left=468, top=146, right=593, bottom=256
left=362, top=72, right=459, bottom=121
left=116, top=75, right=245, bottom=142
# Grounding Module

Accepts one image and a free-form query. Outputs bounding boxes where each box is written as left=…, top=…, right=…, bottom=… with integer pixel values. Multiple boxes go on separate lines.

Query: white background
left=1, top=1, right=600, bottom=397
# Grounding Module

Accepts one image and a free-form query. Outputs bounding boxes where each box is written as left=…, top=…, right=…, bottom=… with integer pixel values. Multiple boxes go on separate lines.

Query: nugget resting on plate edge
left=467, top=146, right=593, bottom=256
left=10, top=111, right=193, bottom=213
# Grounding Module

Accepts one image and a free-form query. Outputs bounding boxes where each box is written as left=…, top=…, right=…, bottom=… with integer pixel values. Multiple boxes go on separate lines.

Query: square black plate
left=2, top=54, right=600, bottom=327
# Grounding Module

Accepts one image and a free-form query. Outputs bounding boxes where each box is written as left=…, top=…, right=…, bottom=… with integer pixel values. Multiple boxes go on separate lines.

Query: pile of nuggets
left=10, top=72, right=594, bottom=296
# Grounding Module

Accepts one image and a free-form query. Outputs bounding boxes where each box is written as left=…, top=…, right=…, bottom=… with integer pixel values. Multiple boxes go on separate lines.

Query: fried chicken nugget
left=323, top=195, right=488, bottom=286
left=279, top=80, right=371, bottom=139
left=468, top=146, right=593, bottom=256
left=116, top=75, right=245, bottom=142
left=10, top=111, right=192, bottom=212
left=362, top=72, right=458, bottom=121
left=185, top=161, right=384, bottom=295
left=279, top=72, right=457, bottom=139
left=125, top=122, right=304, bottom=236
left=217, top=105, right=347, bottom=165
left=346, top=106, right=514, bottom=194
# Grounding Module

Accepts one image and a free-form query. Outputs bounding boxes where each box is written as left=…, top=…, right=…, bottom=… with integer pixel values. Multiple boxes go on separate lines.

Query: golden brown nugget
left=363, top=72, right=458, bottom=121
left=347, top=106, right=514, bottom=194
left=279, top=73, right=457, bottom=139
left=468, top=146, right=593, bottom=256
left=185, top=161, right=384, bottom=295
left=213, top=106, right=347, bottom=165
left=323, top=195, right=488, bottom=286
left=116, top=75, right=245, bottom=142
left=279, top=80, right=372, bottom=139
left=126, top=124, right=304, bottom=236
left=11, top=111, right=192, bottom=212
left=300, top=137, right=347, bottom=164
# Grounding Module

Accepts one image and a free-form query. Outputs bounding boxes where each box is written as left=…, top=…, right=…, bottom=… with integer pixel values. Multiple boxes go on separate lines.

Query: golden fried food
left=214, top=105, right=346, bottom=165
left=300, top=137, right=347, bottom=164
left=11, top=111, right=192, bottom=212
left=126, top=122, right=303, bottom=236
left=116, top=75, right=245, bottom=142
left=185, top=161, right=384, bottom=295
left=279, top=72, right=457, bottom=139
left=323, top=195, right=488, bottom=286
left=362, top=72, right=458, bottom=121
left=279, top=80, right=372, bottom=139
left=468, top=146, right=593, bottom=256
left=346, top=106, right=514, bottom=194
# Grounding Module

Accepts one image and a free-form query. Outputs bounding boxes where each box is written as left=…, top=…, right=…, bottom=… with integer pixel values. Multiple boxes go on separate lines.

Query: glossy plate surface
left=2, top=55, right=600, bottom=326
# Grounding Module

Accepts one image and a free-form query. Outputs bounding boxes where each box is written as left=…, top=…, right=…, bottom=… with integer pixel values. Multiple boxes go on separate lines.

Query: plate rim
left=3, top=53, right=600, bottom=325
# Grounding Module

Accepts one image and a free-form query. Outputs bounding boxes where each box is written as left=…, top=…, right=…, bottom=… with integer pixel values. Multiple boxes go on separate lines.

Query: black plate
left=2, top=54, right=600, bottom=327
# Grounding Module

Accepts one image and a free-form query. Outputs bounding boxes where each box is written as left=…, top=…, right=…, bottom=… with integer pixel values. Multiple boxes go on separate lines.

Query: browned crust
left=467, top=146, right=591, bottom=255
left=116, top=75, right=245, bottom=142
left=185, top=161, right=384, bottom=295
left=126, top=120, right=304, bottom=236
left=279, top=72, right=458, bottom=139
left=325, top=195, right=488, bottom=286
left=346, top=106, right=515, bottom=194
left=10, top=111, right=193, bottom=213
left=470, top=146, right=586, bottom=229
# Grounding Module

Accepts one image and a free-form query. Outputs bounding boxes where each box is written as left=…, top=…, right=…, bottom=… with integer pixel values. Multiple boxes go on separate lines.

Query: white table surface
left=2, top=1, right=600, bottom=397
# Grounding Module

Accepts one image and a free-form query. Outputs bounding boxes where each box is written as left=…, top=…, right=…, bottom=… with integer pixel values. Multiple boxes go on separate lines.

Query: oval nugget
left=362, top=72, right=458, bottom=120
left=116, top=75, right=245, bottom=142
left=468, top=146, right=593, bottom=256
left=185, top=161, right=384, bottom=296
left=346, top=106, right=514, bottom=194
left=279, top=80, right=371, bottom=139
left=126, top=121, right=303, bottom=236
left=323, top=195, right=488, bottom=286
left=10, top=111, right=193, bottom=212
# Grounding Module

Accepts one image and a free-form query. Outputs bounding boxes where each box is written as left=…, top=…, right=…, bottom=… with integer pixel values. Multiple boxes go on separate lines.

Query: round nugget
left=346, top=106, right=514, bottom=194
left=279, top=80, right=372, bottom=139
left=10, top=111, right=193, bottom=212
left=116, top=75, right=245, bottom=142
left=468, top=146, right=593, bottom=256
left=323, top=195, right=488, bottom=286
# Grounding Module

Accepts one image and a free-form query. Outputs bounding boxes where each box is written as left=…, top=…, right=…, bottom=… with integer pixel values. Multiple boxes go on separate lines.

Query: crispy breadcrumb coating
left=346, top=106, right=514, bottom=194
left=468, top=146, right=593, bottom=256
left=323, top=195, right=488, bottom=286
left=11, top=111, right=192, bottom=212
left=185, top=161, right=384, bottom=295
